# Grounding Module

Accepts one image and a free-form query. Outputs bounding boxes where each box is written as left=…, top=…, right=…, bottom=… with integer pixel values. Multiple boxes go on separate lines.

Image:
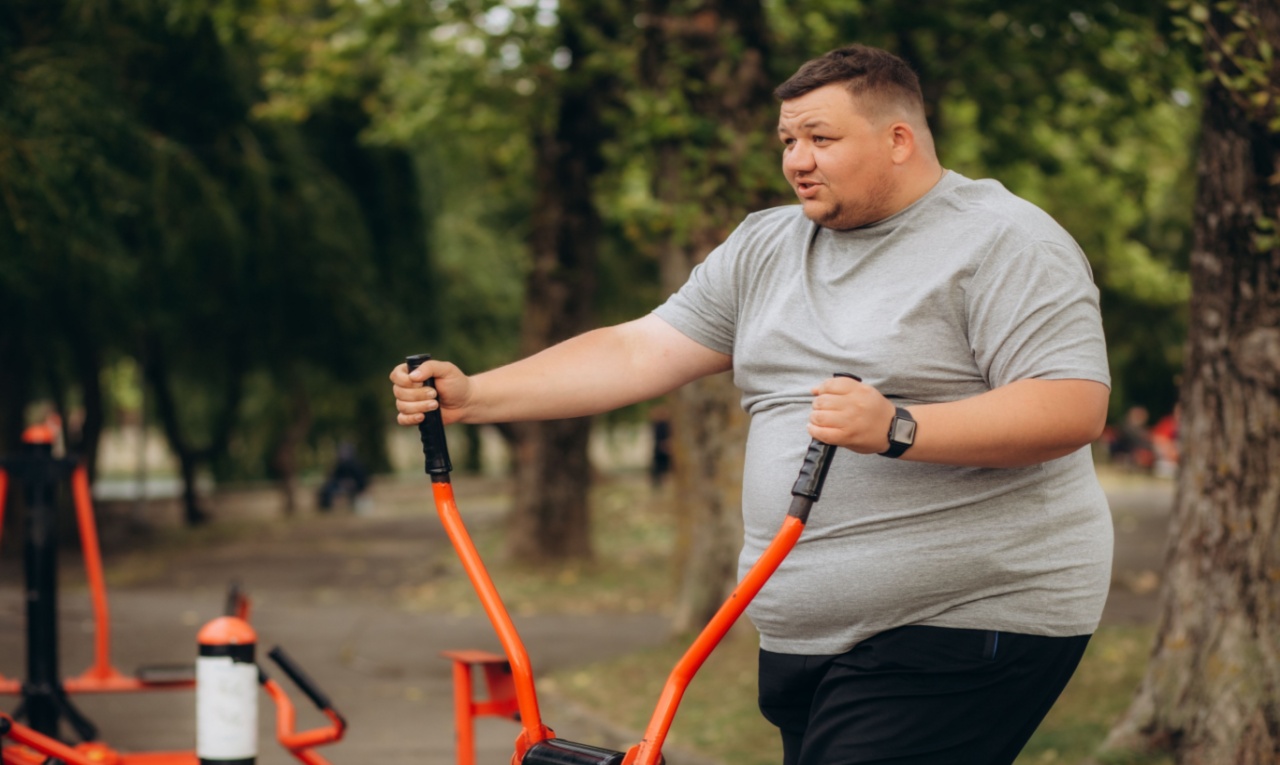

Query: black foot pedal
left=522, top=739, right=631, bottom=765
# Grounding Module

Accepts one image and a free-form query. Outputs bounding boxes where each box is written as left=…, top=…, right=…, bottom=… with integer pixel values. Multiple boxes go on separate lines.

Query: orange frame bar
left=624, top=514, right=808, bottom=765
left=61, top=465, right=194, bottom=694
left=431, top=481, right=554, bottom=762
left=442, top=649, right=519, bottom=765
left=261, top=677, right=345, bottom=765
left=1, top=714, right=196, bottom=765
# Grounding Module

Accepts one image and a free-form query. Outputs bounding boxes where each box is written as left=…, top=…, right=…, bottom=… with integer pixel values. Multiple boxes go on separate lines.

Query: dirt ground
left=0, top=468, right=1174, bottom=765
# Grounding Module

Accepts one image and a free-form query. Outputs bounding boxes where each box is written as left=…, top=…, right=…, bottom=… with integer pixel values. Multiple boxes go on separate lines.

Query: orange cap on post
left=198, top=616, right=258, bottom=647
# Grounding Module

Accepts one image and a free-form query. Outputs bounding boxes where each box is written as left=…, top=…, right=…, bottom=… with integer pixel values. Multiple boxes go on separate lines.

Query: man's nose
left=783, top=142, right=815, bottom=174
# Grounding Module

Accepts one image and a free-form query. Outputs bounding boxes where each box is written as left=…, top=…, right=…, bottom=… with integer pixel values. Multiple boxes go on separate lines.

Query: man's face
left=778, top=83, right=898, bottom=230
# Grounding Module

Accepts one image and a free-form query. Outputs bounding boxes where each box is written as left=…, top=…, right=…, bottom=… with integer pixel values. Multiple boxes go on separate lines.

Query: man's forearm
left=905, top=378, right=1110, bottom=467
left=461, top=316, right=732, bottom=424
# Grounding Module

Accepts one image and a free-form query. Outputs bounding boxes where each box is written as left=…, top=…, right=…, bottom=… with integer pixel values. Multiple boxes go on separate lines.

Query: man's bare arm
left=808, top=377, right=1109, bottom=468
left=391, top=314, right=732, bottom=426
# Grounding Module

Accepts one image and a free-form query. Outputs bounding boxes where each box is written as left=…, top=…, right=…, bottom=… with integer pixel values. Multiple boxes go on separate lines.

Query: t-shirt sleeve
left=967, top=240, right=1112, bottom=389
left=650, top=235, right=742, bottom=356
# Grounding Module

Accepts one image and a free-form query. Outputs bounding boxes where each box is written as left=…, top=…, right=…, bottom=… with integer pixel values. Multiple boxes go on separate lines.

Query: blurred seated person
left=318, top=442, right=370, bottom=513
left=650, top=404, right=673, bottom=489
left=1150, top=404, right=1181, bottom=477
left=1108, top=405, right=1155, bottom=470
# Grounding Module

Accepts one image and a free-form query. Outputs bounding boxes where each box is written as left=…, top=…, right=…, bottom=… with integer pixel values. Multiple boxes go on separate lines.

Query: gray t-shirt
left=653, top=171, right=1113, bottom=654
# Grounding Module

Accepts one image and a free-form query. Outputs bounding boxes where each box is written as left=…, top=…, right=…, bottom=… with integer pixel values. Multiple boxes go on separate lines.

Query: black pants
left=758, top=626, right=1090, bottom=765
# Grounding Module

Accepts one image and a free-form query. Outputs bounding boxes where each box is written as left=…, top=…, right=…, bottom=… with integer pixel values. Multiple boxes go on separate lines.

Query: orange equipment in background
left=0, top=425, right=345, bottom=765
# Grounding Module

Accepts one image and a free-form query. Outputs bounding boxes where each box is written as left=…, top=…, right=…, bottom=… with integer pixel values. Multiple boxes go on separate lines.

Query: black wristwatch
left=879, top=406, right=917, bottom=458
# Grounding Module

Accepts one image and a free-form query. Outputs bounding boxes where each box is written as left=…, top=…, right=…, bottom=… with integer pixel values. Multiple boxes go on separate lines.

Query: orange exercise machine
left=0, top=424, right=345, bottom=765
left=408, top=355, right=844, bottom=765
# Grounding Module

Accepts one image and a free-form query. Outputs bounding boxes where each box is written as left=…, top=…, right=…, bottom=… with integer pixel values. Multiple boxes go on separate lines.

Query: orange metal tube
left=1, top=713, right=98, bottom=765
left=70, top=465, right=119, bottom=683
left=262, top=677, right=344, bottom=762
left=451, top=658, right=476, bottom=765
left=431, top=481, right=552, bottom=754
left=624, top=515, right=808, bottom=765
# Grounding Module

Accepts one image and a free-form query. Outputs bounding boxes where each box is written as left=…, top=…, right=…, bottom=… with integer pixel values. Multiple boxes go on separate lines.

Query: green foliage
left=0, top=0, right=426, bottom=495
left=239, top=1, right=1201, bottom=425
left=760, top=1, right=1200, bottom=418
left=1, top=0, right=1204, bottom=486
left=1172, top=0, right=1280, bottom=130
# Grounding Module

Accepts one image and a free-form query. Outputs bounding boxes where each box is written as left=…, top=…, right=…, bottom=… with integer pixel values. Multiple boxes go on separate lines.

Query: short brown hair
left=775, top=44, right=925, bottom=119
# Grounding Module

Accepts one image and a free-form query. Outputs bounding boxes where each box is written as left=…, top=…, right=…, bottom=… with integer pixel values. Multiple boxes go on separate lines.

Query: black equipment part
left=269, top=646, right=341, bottom=722
left=1, top=441, right=97, bottom=743
left=522, top=738, right=647, bottom=765
left=405, top=354, right=453, bottom=480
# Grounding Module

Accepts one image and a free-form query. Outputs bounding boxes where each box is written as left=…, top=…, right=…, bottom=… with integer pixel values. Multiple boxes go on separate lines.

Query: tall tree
left=0, top=0, right=145, bottom=463
left=1, top=0, right=402, bottom=523
left=1100, top=2, right=1280, bottom=762
left=633, top=0, right=780, bottom=629
left=505, top=1, right=627, bottom=563
left=284, top=0, right=634, bottom=561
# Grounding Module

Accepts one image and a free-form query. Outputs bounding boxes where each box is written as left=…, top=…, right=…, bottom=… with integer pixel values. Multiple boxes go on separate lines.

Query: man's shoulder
left=715, top=205, right=813, bottom=261
left=939, top=175, right=1076, bottom=249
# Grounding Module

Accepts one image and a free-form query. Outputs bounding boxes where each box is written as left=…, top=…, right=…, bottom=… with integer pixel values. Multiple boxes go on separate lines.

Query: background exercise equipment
left=0, top=426, right=346, bottom=765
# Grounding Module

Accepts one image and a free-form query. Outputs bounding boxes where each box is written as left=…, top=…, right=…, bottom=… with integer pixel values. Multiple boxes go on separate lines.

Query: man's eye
left=813, top=136, right=830, bottom=144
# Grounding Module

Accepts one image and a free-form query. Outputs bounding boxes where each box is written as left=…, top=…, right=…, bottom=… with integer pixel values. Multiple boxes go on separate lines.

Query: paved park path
left=0, top=470, right=1174, bottom=765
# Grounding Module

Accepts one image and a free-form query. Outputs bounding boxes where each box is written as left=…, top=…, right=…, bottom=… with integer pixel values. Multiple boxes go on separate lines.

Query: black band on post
left=405, top=354, right=453, bottom=480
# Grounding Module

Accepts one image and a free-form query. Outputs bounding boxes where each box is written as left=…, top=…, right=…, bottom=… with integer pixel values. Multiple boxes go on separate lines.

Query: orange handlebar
left=432, top=481, right=554, bottom=755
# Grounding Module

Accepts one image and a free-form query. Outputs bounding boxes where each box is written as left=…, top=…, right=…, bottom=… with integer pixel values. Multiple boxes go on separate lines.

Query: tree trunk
left=68, top=336, right=104, bottom=482
left=270, top=380, right=311, bottom=517
left=507, top=418, right=595, bottom=563
left=505, top=3, right=618, bottom=564
left=1100, top=5, right=1280, bottom=762
left=143, top=336, right=246, bottom=527
left=638, top=0, right=775, bottom=630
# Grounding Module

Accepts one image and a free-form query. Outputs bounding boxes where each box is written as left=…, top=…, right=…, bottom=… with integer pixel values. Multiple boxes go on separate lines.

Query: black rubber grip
left=268, top=646, right=333, bottom=712
left=405, top=354, right=453, bottom=477
left=790, top=439, right=837, bottom=504
left=788, top=372, right=860, bottom=512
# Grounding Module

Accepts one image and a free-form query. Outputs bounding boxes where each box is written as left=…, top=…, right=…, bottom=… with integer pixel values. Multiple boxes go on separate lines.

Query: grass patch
left=1017, top=626, right=1170, bottom=765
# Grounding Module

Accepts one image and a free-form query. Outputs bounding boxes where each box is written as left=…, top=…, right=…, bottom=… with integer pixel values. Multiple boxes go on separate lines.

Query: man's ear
left=888, top=121, right=916, bottom=165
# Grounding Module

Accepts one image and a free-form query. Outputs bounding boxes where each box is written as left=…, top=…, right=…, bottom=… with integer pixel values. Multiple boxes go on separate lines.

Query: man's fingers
left=393, top=383, right=437, bottom=402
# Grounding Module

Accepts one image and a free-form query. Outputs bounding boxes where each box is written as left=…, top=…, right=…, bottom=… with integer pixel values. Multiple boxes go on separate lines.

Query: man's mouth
left=795, top=180, right=821, bottom=199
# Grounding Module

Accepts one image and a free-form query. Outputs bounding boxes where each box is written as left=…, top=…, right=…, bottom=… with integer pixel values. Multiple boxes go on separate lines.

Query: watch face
left=891, top=417, right=917, bottom=445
